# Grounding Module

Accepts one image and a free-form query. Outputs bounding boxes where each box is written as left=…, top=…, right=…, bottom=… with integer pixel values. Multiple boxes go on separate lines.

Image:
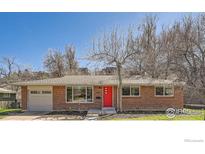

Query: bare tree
left=88, top=27, right=138, bottom=111
left=65, top=44, right=78, bottom=74
left=158, top=24, right=180, bottom=79
left=165, top=15, right=205, bottom=88
left=44, top=49, right=65, bottom=77
left=0, top=67, right=7, bottom=78
left=128, top=15, right=164, bottom=78
left=0, top=57, right=16, bottom=78
left=152, top=14, right=205, bottom=104
left=140, top=16, right=164, bottom=78
left=126, top=28, right=144, bottom=75
left=0, top=56, right=37, bottom=85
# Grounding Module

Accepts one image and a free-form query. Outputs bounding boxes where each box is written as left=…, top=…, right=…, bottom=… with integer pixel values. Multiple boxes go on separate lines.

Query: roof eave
left=12, top=82, right=185, bottom=87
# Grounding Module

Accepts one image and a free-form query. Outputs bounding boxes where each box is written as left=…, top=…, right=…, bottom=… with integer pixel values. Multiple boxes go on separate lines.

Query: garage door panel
left=28, top=105, right=52, bottom=111
left=28, top=86, right=53, bottom=111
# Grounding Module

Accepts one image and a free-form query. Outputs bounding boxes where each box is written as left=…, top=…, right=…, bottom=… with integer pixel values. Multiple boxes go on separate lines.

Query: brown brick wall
left=21, top=85, right=184, bottom=111
left=53, top=86, right=102, bottom=111
left=122, top=86, right=184, bottom=111
left=21, top=86, right=27, bottom=110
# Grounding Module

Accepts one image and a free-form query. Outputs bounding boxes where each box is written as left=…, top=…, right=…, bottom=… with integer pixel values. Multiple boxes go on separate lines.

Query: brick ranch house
left=13, top=75, right=185, bottom=112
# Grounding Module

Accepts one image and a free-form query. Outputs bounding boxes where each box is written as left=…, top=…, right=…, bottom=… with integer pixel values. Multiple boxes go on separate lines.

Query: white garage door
left=28, top=86, right=53, bottom=111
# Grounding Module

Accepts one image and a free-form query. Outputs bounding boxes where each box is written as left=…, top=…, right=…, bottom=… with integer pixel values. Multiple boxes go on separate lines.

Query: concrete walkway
left=85, top=108, right=117, bottom=120
left=84, top=113, right=99, bottom=120
left=2, top=111, right=49, bottom=120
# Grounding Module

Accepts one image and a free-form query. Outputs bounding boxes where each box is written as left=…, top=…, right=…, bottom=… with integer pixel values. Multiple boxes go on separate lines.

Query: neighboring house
left=78, top=67, right=90, bottom=75
left=101, top=67, right=117, bottom=75
left=94, top=67, right=117, bottom=75
left=0, top=88, right=16, bottom=101
left=13, top=75, right=185, bottom=112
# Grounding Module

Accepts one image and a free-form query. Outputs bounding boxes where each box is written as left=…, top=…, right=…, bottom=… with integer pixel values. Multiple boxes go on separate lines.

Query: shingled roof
left=0, top=88, right=16, bottom=94
left=12, top=75, right=185, bottom=86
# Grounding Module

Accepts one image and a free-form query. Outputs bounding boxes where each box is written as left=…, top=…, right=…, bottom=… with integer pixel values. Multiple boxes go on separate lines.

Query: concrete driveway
left=2, top=111, right=49, bottom=120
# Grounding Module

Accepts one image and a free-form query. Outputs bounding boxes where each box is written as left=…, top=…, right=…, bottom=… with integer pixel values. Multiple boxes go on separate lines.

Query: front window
left=122, top=86, right=130, bottom=96
left=2, top=93, right=10, bottom=98
left=87, top=87, right=93, bottom=102
left=66, top=86, right=93, bottom=103
left=67, top=87, right=72, bottom=102
left=165, top=87, right=173, bottom=96
left=131, top=87, right=140, bottom=96
left=156, top=87, right=164, bottom=96
left=155, top=86, right=173, bottom=96
left=122, top=86, right=140, bottom=96
left=73, top=86, right=86, bottom=102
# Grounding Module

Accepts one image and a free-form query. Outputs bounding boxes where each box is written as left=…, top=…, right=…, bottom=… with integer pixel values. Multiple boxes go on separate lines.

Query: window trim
left=154, top=85, right=174, bottom=97
left=122, top=85, right=140, bottom=97
left=66, top=85, right=94, bottom=103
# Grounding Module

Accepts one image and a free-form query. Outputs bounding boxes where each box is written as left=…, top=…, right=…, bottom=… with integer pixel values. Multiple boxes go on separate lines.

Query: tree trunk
left=116, top=63, right=122, bottom=112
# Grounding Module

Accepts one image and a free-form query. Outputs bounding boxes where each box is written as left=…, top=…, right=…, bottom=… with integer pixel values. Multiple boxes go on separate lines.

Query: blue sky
left=0, top=12, right=199, bottom=71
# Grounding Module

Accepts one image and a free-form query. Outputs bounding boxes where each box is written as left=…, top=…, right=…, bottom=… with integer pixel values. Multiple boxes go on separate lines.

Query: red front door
left=103, top=86, right=112, bottom=107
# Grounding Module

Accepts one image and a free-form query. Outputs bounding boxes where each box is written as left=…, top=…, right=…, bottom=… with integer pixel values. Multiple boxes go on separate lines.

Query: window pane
left=156, top=87, right=164, bottom=95
left=30, top=91, right=41, bottom=94
left=42, top=91, right=51, bottom=94
left=73, top=86, right=86, bottom=102
left=165, top=87, right=173, bottom=96
left=131, top=87, right=139, bottom=96
left=2, top=93, right=10, bottom=98
left=67, top=87, right=72, bottom=102
left=122, top=86, right=130, bottom=96
left=87, top=87, right=93, bottom=102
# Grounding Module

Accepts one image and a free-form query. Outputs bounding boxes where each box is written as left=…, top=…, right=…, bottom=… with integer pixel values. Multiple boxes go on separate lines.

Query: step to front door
left=102, top=107, right=117, bottom=114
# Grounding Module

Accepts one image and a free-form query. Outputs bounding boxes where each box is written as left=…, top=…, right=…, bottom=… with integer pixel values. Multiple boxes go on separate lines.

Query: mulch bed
left=36, top=111, right=88, bottom=120
left=98, top=113, right=154, bottom=120
left=98, top=111, right=166, bottom=120
left=117, top=110, right=166, bottom=114
left=46, top=111, right=87, bottom=116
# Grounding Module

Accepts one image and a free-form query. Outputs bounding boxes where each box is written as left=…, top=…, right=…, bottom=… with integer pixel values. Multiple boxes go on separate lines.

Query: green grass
left=108, top=109, right=205, bottom=120
left=0, top=108, right=22, bottom=119
left=127, top=115, right=204, bottom=120
left=0, top=108, right=22, bottom=115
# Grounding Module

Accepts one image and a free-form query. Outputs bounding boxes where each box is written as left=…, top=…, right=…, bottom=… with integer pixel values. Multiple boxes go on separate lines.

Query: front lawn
left=0, top=108, right=22, bottom=115
left=99, top=109, right=205, bottom=120
left=125, top=114, right=204, bottom=120
left=0, top=108, right=22, bottom=119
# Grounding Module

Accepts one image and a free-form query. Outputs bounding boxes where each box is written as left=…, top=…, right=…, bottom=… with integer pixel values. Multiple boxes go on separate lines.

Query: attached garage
left=28, top=86, right=53, bottom=111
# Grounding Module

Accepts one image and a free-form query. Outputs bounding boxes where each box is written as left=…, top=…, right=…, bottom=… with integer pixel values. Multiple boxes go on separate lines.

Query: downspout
left=116, top=62, right=122, bottom=112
